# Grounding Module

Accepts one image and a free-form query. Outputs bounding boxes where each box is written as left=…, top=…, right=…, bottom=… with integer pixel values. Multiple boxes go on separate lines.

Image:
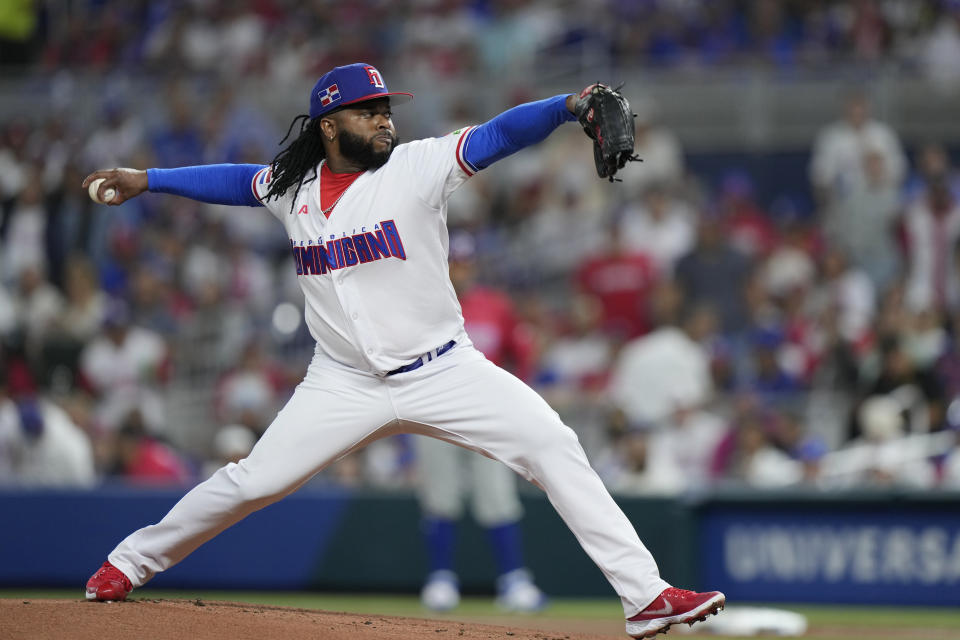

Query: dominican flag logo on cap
left=319, top=84, right=341, bottom=107
left=309, top=63, right=413, bottom=119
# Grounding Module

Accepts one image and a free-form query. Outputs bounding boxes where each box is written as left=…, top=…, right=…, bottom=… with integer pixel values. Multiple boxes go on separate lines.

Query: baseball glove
left=574, top=83, right=640, bottom=182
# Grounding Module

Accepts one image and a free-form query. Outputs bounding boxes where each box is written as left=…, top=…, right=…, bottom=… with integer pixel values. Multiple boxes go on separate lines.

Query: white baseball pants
left=108, top=344, right=669, bottom=616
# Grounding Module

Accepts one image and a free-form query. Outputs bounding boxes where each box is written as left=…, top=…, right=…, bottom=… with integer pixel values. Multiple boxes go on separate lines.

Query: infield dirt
left=0, top=598, right=622, bottom=639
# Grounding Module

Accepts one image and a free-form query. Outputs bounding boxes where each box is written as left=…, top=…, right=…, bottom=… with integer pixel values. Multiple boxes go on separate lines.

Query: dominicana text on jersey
left=289, top=221, right=407, bottom=275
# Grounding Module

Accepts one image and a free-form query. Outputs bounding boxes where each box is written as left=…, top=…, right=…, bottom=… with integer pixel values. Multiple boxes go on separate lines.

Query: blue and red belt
left=386, top=340, right=457, bottom=376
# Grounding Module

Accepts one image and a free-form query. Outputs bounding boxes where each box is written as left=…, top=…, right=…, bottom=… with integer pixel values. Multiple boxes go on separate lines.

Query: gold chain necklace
left=321, top=191, right=346, bottom=217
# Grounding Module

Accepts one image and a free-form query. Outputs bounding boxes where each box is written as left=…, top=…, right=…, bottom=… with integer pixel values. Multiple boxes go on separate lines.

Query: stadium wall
left=2, top=488, right=958, bottom=605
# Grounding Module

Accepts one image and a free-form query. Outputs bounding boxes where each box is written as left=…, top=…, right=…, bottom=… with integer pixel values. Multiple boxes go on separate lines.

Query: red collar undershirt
left=319, top=163, right=363, bottom=219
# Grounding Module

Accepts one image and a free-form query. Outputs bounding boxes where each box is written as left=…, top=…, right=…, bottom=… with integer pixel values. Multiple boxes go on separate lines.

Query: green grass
left=4, top=590, right=960, bottom=637
left=785, top=604, right=960, bottom=629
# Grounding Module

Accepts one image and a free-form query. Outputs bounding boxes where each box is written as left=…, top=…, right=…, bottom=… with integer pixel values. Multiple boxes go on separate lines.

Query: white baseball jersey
left=251, top=127, right=478, bottom=375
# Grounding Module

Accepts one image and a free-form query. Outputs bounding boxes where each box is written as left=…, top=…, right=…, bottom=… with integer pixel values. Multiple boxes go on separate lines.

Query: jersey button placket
left=336, top=278, right=377, bottom=363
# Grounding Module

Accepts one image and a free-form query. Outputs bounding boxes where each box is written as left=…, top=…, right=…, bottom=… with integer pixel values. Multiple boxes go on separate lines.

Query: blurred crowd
left=3, top=1, right=960, bottom=495
left=2, top=0, right=960, bottom=87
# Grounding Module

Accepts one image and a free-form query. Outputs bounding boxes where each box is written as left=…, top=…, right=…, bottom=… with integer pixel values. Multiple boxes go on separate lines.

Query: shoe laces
left=661, top=587, right=694, bottom=599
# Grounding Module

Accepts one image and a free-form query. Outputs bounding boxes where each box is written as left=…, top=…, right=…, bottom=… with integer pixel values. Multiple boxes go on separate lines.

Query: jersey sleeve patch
left=454, top=126, right=479, bottom=177
left=252, top=166, right=273, bottom=202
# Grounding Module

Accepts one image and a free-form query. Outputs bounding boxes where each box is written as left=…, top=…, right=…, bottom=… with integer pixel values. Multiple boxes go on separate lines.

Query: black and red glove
left=574, top=83, right=640, bottom=182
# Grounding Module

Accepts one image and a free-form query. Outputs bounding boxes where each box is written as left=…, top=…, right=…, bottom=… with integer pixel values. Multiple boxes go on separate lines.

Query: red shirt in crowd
left=124, top=439, right=192, bottom=486
left=575, top=252, right=658, bottom=339
left=459, top=287, right=535, bottom=382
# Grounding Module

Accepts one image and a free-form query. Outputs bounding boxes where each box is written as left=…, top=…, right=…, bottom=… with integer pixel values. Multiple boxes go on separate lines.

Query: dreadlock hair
left=264, top=113, right=326, bottom=214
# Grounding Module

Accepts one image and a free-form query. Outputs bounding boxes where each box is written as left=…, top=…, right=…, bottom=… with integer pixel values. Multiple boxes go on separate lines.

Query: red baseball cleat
left=85, top=561, right=133, bottom=602
left=625, top=587, right=725, bottom=638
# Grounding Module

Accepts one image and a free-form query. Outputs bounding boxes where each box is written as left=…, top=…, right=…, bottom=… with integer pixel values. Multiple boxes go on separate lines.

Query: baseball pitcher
left=83, top=63, right=724, bottom=639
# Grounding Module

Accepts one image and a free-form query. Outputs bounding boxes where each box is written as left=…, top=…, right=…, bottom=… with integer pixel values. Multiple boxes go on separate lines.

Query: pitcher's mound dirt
left=0, top=598, right=622, bottom=640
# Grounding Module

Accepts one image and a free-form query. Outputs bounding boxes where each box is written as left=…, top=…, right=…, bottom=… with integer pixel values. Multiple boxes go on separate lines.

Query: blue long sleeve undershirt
left=147, top=164, right=265, bottom=207
left=144, top=94, right=574, bottom=204
left=461, top=94, right=576, bottom=171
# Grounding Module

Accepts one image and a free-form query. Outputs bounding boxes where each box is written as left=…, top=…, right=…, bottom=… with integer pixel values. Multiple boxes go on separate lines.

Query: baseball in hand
left=88, top=178, right=116, bottom=204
